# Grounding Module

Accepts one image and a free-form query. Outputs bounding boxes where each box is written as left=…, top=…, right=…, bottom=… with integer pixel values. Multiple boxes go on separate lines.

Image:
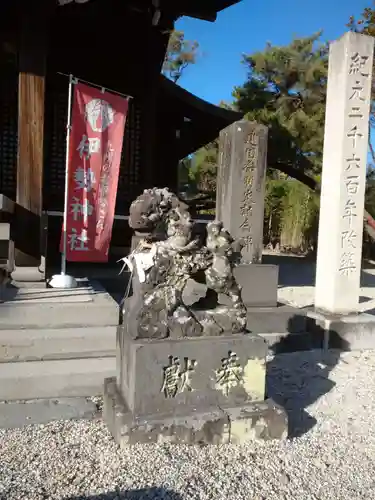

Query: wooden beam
left=15, top=5, right=48, bottom=266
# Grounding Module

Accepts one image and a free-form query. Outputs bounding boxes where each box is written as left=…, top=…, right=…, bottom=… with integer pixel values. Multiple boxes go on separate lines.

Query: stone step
left=0, top=357, right=116, bottom=401
left=0, top=326, right=116, bottom=362
left=246, top=304, right=307, bottom=335
left=0, top=280, right=119, bottom=329
left=0, top=398, right=100, bottom=429
left=0, top=307, right=311, bottom=362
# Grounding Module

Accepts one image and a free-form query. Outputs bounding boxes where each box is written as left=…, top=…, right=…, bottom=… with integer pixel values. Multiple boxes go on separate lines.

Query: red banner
left=60, top=82, right=128, bottom=262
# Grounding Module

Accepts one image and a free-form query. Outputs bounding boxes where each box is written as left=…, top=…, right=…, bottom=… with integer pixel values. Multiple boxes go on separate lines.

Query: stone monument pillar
left=216, top=120, right=278, bottom=307
left=309, top=32, right=375, bottom=349
left=315, top=32, right=374, bottom=314
left=216, top=120, right=268, bottom=263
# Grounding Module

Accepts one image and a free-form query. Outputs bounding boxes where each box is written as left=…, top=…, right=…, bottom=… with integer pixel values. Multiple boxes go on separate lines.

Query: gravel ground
left=270, top=255, right=375, bottom=313
left=1, top=349, right=375, bottom=500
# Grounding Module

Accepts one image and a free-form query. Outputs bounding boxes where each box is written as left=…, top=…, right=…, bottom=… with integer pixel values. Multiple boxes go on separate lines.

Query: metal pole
left=61, top=74, right=74, bottom=275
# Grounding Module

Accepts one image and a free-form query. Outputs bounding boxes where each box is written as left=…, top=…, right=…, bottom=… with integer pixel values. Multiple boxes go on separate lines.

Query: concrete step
left=0, top=280, right=119, bottom=329
left=0, top=398, right=100, bottom=429
left=0, top=313, right=312, bottom=358
left=0, top=326, right=116, bottom=362
left=0, top=357, right=115, bottom=401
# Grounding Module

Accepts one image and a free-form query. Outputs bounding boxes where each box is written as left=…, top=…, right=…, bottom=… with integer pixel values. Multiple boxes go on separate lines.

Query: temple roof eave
left=158, top=75, right=243, bottom=158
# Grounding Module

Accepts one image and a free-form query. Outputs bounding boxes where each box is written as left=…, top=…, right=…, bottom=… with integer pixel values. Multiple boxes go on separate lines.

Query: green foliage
left=178, top=156, right=193, bottom=190
left=177, top=18, right=375, bottom=249
left=162, top=30, right=199, bottom=83
left=348, top=3, right=375, bottom=37
left=263, top=178, right=319, bottom=251
left=233, top=33, right=329, bottom=176
left=189, top=140, right=219, bottom=193
left=183, top=34, right=329, bottom=247
left=187, top=34, right=329, bottom=201
left=264, top=178, right=288, bottom=244
left=281, top=181, right=320, bottom=251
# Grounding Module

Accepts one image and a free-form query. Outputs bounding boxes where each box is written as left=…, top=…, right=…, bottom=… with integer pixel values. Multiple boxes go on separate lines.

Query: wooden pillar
left=142, top=19, right=173, bottom=189
left=15, top=4, right=47, bottom=270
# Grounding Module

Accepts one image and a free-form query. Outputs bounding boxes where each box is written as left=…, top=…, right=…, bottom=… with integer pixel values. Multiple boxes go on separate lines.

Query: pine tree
left=162, top=31, right=199, bottom=83
left=233, top=33, right=328, bottom=179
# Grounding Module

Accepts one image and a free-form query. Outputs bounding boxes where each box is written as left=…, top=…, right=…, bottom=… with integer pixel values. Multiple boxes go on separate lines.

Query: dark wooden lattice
left=43, top=76, right=142, bottom=214
left=43, top=77, right=68, bottom=211
left=0, top=50, right=18, bottom=200
left=116, top=98, right=142, bottom=213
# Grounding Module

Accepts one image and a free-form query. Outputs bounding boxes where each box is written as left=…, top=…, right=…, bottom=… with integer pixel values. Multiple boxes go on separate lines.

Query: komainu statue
left=121, top=188, right=247, bottom=339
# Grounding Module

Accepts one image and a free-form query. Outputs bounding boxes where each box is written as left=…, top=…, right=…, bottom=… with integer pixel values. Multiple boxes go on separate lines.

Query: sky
left=175, top=0, right=370, bottom=105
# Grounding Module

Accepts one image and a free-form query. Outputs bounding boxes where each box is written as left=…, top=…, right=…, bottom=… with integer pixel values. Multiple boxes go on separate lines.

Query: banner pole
left=49, top=74, right=78, bottom=289
left=61, top=74, right=74, bottom=275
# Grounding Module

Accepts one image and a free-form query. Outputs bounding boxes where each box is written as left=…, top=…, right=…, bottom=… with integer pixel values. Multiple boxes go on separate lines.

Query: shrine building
left=0, top=0, right=242, bottom=280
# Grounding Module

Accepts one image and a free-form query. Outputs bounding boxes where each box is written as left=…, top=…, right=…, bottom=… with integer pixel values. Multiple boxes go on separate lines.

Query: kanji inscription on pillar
left=216, top=121, right=268, bottom=263
left=338, top=50, right=372, bottom=279
left=315, top=32, right=374, bottom=314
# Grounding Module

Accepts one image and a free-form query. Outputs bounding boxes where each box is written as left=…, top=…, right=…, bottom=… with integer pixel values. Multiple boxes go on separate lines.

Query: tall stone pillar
left=315, top=32, right=374, bottom=315
left=216, top=120, right=268, bottom=263
left=216, top=120, right=279, bottom=308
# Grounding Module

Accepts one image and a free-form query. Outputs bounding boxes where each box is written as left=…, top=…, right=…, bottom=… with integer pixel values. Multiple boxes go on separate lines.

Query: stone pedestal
left=307, top=309, right=375, bottom=351
left=103, top=328, right=287, bottom=445
left=234, top=263, right=278, bottom=307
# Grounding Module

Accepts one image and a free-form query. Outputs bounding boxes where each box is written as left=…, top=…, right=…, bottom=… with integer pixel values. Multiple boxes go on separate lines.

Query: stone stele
left=216, top=120, right=279, bottom=308
left=308, top=32, right=375, bottom=351
left=104, top=187, right=287, bottom=445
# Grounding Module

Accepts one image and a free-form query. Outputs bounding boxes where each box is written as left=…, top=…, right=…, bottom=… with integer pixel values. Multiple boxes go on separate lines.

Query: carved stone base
left=117, top=328, right=268, bottom=416
left=104, top=328, right=288, bottom=445
left=103, top=377, right=288, bottom=446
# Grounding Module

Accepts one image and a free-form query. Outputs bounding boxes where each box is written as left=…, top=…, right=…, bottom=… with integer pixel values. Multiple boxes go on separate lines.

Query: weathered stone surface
left=103, top=377, right=288, bottom=446
left=307, top=309, right=375, bottom=350
left=0, top=279, right=118, bottom=329
left=110, top=187, right=288, bottom=445
left=121, top=196, right=247, bottom=339
left=0, top=357, right=115, bottom=400
left=315, top=32, right=374, bottom=314
left=216, top=121, right=268, bottom=264
left=233, top=263, right=278, bottom=307
left=182, top=278, right=208, bottom=307
left=117, top=328, right=268, bottom=416
left=128, top=187, right=187, bottom=234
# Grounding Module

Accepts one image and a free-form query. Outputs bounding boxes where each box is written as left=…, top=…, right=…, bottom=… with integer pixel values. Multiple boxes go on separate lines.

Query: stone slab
left=104, top=377, right=288, bottom=446
left=246, top=305, right=319, bottom=352
left=307, top=309, right=375, bottom=350
left=0, top=279, right=119, bottom=329
left=0, top=222, right=10, bottom=240
left=0, top=326, right=116, bottom=362
left=0, top=194, right=15, bottom=214
left=0, top=357, right=115, bottom=401
left=2, top=279, right=96, bottom=303
left=234, top=263, right=278, bottom=307
left=11, top=266, right=45, bottom=282
left=117, top=329, right=268, bottom=417
left=315, top=32, right=374, bottom=314
left=0, top=398, right=98, bottom=429
left=216, top=121, right=268, bottom=264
